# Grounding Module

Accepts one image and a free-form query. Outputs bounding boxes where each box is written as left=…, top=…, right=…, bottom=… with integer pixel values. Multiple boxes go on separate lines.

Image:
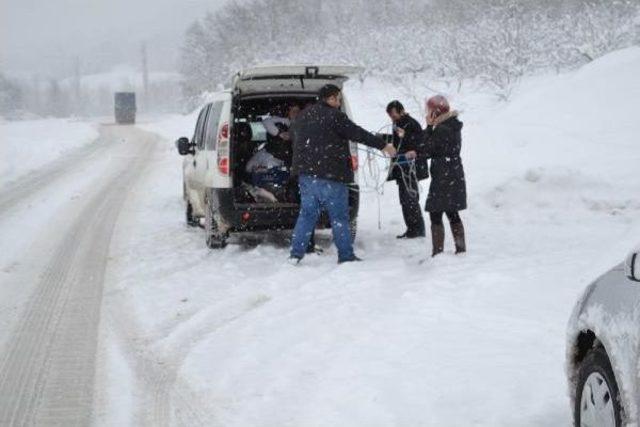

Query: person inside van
left=263, top=103, right=300, bottom=165
left=242, top=103, right=298, bottom=203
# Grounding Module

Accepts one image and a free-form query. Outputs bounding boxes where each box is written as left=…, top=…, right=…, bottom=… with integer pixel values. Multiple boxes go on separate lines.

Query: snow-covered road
left=0, top=126, right=159, bottom=425
left=1, top=48, right=639, bottom=426
left=97, top=50, right=639, bottom=426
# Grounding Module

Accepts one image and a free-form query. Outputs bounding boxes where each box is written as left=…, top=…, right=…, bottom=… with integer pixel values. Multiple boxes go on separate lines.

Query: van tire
left=185, top=202, right=199, bottom=227
left=350, top=218, right=357, bottom=243
left=204, top=197, right=227, bottom=249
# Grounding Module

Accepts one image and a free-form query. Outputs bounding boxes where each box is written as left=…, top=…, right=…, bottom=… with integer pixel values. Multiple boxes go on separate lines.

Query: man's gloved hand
left=383, top=143, right=397, bottom=157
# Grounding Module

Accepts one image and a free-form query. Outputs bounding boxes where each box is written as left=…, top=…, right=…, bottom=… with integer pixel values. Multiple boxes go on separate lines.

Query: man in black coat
left=289, top=84, right=396, bottom=264
left=386, top=100, right=428, bottom=239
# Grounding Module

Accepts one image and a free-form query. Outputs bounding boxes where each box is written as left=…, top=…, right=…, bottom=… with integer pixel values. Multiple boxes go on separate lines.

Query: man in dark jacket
left=386, top=100, right=428, bottom=239
left=289, top=84, right=396, bottom=264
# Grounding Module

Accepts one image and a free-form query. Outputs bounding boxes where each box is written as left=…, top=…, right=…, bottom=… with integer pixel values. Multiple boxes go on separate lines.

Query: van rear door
left=233, top=65, right=364, bottom=95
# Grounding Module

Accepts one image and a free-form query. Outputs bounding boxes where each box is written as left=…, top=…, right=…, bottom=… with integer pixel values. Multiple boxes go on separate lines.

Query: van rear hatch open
left=225, top=65, right=363, bottom=232
left=232, top=65, right=363, bottom=95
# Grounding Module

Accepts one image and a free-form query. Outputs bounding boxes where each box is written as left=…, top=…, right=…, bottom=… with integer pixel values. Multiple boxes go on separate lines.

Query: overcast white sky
left=0, top=0, right=228, bottom=79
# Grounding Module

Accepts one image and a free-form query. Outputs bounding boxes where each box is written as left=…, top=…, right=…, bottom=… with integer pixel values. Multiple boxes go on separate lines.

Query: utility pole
left=141, top=41, right=149, bottom=110
left=73, top=56, right=81, bottom=114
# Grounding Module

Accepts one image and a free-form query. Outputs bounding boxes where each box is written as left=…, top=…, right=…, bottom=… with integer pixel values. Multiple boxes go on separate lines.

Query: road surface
left=0, top=125, right=157, bottom=426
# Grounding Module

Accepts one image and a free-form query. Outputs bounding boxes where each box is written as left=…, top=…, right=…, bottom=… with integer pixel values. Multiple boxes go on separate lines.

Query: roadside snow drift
left=97, top=47, right=640, bottom=426
left=0, top=118, right=98, bottom=189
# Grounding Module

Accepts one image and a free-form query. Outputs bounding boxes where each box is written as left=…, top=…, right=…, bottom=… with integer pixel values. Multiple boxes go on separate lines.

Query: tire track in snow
left=0, top=126, right=156, bottom=426
left=104, top=287, right=274, bottom=426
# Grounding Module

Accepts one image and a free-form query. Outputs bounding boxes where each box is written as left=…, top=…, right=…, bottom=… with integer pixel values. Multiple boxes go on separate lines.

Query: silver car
left=567, top=249, right=640, bottom=426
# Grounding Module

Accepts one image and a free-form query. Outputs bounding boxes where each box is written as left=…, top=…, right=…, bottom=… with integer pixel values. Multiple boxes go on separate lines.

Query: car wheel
left=575, top=346, right=623, bottom=427
left=204, top=197, right=227, bottom=249
left=185, top=202, right=199, bottom=227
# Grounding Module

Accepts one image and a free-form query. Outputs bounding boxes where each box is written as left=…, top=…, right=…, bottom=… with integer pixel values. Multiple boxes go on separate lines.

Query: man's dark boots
left=451, top=221, right=466, bottom=254
left=399, top=203, right=426, bottom=239
left=338, top=255, right=363, bottom=264
left=397, top=229, right=425, bottom=239
left=430, top=224, right=445, bottom=257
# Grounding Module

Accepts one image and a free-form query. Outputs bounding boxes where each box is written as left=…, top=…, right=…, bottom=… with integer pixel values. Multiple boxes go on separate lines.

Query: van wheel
left=350, top=218, right=357, bottom=243
left=575, top=346, right=623, bottom=427
left=185, top=202, right=199, bottom=227
left=205, top=198, right=227, bottom=249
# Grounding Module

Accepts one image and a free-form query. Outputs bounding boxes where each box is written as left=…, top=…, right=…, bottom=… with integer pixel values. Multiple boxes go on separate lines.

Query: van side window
left=204, top=101, right=224, bottom=150
left=193, top=104, right=211, bottom=150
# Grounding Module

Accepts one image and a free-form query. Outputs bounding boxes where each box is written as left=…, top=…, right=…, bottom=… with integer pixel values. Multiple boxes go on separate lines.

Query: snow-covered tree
left=0, top=73, right=24, bottom=117
left=179, top=0, right=640, bottom=100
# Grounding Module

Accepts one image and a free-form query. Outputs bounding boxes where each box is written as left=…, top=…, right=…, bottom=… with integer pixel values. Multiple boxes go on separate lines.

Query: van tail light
left=350, top=155, right=359, bottom=171
left=217, top=121, right=230, bottom=176
left=219, top=123, right=229, bottom=140
left=218, top=157, right=229, bottom=175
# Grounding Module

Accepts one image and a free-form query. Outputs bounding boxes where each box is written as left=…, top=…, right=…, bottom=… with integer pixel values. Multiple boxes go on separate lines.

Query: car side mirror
left=625, top=251, right=640, bottom=282
left=176, top=137, right=194, bottom=155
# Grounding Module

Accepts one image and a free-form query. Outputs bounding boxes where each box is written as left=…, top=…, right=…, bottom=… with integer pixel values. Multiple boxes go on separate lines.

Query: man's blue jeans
left=290, top=174, right=354, bottom=262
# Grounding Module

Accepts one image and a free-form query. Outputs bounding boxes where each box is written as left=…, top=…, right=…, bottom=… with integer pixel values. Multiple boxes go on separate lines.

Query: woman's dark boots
left=450, top=221, right=466, bottom=254
left=430, top=224, right=445, bottom=257
left=431, top=222, right=466, bottom=256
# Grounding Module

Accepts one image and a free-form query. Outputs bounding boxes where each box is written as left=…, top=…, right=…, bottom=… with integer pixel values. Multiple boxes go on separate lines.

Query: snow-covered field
left=0, top=118, right=98, bottom=189
left=1, top=47, right=639, bottom=426
left=91, top=47, right=640, bottom=426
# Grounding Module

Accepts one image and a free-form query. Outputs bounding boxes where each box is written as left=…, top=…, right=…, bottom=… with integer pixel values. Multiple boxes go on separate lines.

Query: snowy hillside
left=92, top=47, right=640, bottom=426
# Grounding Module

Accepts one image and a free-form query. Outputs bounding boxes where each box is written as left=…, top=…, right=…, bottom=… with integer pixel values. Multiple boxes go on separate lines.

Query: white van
left=176, top=65, right=363, bottom=248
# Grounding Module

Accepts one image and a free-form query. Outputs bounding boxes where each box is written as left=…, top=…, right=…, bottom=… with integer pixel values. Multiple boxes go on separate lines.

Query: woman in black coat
left=403, top=95, right=467, bottom=256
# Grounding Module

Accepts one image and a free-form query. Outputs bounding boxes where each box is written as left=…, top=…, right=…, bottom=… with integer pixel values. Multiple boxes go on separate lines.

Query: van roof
left=233, top=64, right=364, bottom=95
left=237, top=65, right=363, bottom=79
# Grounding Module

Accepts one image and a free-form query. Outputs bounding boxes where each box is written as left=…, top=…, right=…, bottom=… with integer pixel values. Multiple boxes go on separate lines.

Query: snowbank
left=0, top=118, right=99, bottom=189
left=465, top=46, right=640, bottom=196
left=102, top=47, right=640, bottom=426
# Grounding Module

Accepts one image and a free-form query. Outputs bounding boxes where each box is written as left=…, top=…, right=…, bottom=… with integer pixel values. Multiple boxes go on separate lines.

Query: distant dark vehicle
left=114, top=92, right=136, bottom=124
